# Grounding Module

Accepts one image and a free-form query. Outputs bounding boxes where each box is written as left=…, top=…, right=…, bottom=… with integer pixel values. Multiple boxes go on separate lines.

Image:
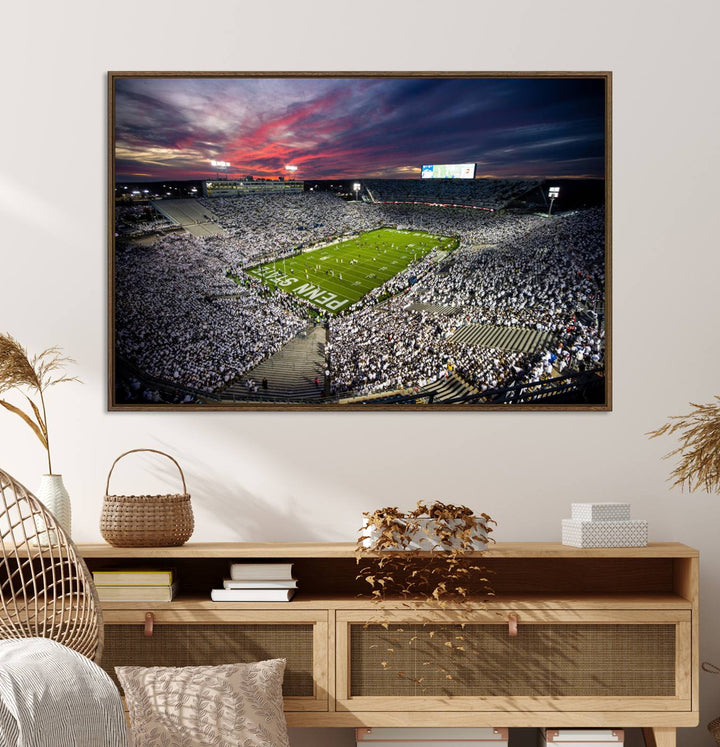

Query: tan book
left=96, top=581, right=179, bottom=602
left=93, top=568, right=174, bottom=586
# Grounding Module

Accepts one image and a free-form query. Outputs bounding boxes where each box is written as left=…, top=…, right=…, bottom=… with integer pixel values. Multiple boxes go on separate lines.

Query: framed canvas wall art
left=109, top=72, right=611, bottom=410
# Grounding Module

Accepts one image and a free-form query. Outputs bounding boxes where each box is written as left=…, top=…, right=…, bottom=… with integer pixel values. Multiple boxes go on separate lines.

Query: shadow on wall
left=146, top=444, right=329, bottom=542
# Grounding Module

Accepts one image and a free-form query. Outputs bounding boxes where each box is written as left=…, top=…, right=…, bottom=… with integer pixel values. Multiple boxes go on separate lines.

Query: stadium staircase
left=220, top=325, right=327, bottom=402
left=450, top=323, right=557, bottom=354
left=418, top=372, right=477, bottom=402
left=406, top=301, right=460, bottom=316
left=150, top=199, right=228, bottom=237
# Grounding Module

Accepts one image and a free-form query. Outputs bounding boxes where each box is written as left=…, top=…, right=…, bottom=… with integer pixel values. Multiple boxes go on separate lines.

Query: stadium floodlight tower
left=547, top=186, right=560, bottom=217
left=353, top=182, right=361, bottom=201
left=285, top=164, right=298, bottom=179
left=210, top=159, right=231, bottom=180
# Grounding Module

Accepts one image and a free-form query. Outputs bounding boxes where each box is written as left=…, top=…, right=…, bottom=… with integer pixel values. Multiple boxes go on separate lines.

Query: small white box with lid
left=571, top=503, right=631, bottom=522
left=562, top=503, right=647, bottom=548
left=562, top=519, right=648, bottom=548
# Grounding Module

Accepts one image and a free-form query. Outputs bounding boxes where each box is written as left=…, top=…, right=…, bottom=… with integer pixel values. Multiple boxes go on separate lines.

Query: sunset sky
left=114, top=76, right=606, bottom=182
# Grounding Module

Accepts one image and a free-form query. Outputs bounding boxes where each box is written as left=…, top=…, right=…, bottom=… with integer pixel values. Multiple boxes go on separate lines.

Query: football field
left=244, top=228, right=456, bottom=314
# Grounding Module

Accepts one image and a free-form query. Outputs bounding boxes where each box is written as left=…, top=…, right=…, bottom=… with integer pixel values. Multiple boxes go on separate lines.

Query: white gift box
left=562, top=519, right=648, bottom=548
left=571, top=503, right=631, bottom=522
left=360, top=517, right=488, bottom=552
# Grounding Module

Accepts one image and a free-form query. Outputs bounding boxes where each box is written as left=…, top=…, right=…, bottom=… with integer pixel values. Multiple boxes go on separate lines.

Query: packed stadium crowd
left=326, top=302, right=534, bottom=397
left=326, top=206, right=604, bottom=396
left=115, top=232, right=307, bottom=393
left=327, top=305, right=450, bottom=395
left=198, top=193, right=382, bottom=268
left=412, top=208, right=604, bottom=331
left=115, top=189, right=604, bottom=401
left=194, top=193, right=545, bottom=273
left=377, top=204, right=544, bottom=250
left=452, top=345, right=535, bottom=393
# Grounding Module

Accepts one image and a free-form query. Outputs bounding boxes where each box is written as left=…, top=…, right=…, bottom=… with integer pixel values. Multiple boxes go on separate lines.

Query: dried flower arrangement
left=648, top=397, right=720, bottom=492
left=356, top=501, right=496, bottom=690
left=0, top=333, right=78, bottom=474
left=358, top=501, right=495, bottom=601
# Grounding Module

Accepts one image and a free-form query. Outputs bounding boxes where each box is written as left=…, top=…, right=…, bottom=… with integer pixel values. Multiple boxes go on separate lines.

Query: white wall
left=1, top=1, right=719, bottom=745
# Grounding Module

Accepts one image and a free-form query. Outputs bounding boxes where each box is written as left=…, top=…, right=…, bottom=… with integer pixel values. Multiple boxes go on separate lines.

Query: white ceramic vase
left=36, top=474, right=72, bottom=542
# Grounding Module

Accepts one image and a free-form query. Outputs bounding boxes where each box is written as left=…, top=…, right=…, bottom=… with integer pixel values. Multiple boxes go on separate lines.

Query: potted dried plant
left=0, top=333, right=78, bottom=536
left=356, top=501, right=496, bottom=690
left=649, top=399, right=720, bottom=739
left=361, top=501, right=492, bottom=553
left=648, top=397, right=720, bottom=492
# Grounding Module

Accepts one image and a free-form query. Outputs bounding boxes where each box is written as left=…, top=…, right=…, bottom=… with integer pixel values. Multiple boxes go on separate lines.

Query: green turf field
left=243, top=228, right=455, bottom=314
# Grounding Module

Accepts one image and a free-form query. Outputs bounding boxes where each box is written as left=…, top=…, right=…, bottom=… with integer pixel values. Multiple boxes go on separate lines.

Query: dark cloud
left=114, top=76, right=606, bottom=181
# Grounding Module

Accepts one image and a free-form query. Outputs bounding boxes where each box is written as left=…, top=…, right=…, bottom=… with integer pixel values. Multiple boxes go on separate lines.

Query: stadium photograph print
left=109, top=72, right=611, bottom=410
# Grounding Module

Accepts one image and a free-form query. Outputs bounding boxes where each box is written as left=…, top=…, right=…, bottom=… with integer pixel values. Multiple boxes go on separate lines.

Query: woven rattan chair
left=0, top=467, right=103, bottom=663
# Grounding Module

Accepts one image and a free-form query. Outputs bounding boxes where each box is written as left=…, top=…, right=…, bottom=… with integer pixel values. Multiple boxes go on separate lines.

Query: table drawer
left=336, top=609, right=691, bottom=712
left=101, top=609, right=328, bottom=711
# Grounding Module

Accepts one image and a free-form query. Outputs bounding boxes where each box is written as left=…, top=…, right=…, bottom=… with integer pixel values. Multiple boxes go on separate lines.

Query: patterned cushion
left=116, top=659, right=290, bottom=747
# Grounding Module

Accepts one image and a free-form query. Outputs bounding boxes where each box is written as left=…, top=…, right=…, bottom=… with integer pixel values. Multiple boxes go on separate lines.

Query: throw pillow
left=116, top=658, right=290, bottom=747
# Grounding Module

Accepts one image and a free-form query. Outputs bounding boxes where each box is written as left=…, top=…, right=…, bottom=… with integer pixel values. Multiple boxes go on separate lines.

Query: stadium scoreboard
left=421, top=163, right=476, bottom=179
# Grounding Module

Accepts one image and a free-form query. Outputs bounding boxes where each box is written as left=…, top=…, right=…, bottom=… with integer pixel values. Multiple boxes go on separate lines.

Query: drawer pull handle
left=508, top=612, right=518, bottom=637
left=144, top=612, right=154, bottom=637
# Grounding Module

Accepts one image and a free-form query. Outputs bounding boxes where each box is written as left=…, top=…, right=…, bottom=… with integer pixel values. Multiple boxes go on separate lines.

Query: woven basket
left=100, top=449, right=194, bottom=547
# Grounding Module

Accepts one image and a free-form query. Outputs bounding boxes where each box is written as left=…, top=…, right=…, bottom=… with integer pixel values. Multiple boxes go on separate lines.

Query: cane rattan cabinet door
left=102, top=609, right=328, bottom=711
left=336, top=609, right=691, bottom=713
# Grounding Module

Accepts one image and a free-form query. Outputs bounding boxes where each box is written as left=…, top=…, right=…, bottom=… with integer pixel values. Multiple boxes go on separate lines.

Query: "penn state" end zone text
left=249, top=267, right=350, bottom=311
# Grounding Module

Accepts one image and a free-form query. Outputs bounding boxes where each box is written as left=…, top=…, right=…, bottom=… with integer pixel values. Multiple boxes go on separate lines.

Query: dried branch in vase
left=648, top=397, right=720, bottom=492
left=0, top=333, right=79, bottom=474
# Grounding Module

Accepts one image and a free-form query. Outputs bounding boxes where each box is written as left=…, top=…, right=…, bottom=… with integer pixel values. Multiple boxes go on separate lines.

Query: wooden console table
left=77, top=541, right=699, bottom=746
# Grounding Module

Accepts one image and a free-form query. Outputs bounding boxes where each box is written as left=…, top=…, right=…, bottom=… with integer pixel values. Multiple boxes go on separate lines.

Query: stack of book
left=211, top=562, right=297, bottom=602
left=93, top=568, right=179, bottom=602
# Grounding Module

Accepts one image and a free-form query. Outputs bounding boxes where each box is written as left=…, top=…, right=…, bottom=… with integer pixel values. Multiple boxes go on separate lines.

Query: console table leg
left=643, top=727, right=676, bottom=747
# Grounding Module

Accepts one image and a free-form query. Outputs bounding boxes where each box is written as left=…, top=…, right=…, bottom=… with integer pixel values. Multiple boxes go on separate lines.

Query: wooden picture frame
left=109, top=72, right=611, bottom=411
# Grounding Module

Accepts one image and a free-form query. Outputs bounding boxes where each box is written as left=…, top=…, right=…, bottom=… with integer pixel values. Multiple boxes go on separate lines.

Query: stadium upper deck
left=362, top=178, right=542, bottom=210
left=202, top=179, right=304, bottom=197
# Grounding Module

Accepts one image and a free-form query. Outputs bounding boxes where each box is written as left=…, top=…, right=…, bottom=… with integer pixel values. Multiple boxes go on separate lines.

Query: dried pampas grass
left=648, top=398, right=720, bottom=493
left=0, top=333, right=78, bottom=473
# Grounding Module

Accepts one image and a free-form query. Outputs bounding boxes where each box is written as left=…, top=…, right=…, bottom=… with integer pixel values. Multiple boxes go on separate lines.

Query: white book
left=230, top=563, right=294, bottom=581
left=223, top=578, right=297, bottom=589
left=211, top=588, right=296, bottom=602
